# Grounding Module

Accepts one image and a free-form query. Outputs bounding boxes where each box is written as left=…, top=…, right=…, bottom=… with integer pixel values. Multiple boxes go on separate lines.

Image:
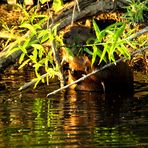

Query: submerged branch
left=46, top=46, right=148, bottom=97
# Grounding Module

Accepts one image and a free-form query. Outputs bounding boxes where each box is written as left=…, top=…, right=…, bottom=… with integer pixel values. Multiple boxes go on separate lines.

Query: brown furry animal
left=63, top=26, right=133, bottom=92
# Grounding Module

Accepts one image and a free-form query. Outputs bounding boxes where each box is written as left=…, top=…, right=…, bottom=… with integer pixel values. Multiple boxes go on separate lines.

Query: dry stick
left=75, top=0, right=80, bottom=12
left=71, top=2, right=76, bottom=26
left=71, top=0, right=80, bottom=26
left=47, top=46, right=148, bottom=97
left=71, top=0, right=81, bottom=26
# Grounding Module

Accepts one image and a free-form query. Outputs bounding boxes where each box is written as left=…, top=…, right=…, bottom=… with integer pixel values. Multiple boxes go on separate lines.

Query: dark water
left=0, top=72, right=148, bottom=148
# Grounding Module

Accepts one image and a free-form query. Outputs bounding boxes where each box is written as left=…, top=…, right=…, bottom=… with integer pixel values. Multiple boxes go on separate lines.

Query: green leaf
left=49, top=32, right=54, bottom=41
left=18, top=45, right=27, bottom=54
left=6, top=47, right=20, bottom=57
left=99, top=44, right=108, bottom=64
left=38, top=30, right=49, bottom=43
left=34, top=63, right=42, bottom=77
left=33, top=24, right=42, bottom=30
left=126, top=39, right=137, bottom=49
left=106, top=22, right=123, bottom=31
left=35, top=14, right=48, bottom=18
left=38, top=48, right=44, bottom=60
left=20, top=23, right=36, bottom=34
left=29, top=55, right=36, bottom=62
left=118, top=44, right=130, bottom=59
left=32, top=48, right=38, bottom=61
left=23, top=37, right=31, bottom=49
left=19, top=59, right=30, bottom=69
left=38, top=30, right=47, bottom=38
left=92, top=45, right=98, bottom=66
left=32, top=44, right=45, bottom=59
left=107, top=23, right=125, bottom=62
left=40, top=76, right=45, bottom=83
left=41, top=34, right=49, bottom=43
left=34, top=79, right=40, bottom=89
left=52, top=0, right=63, bottom=11
left=19, top=53, right=26, bottom=64
left=27, top=38, right=39, bottom=47
left=97, top=46, right=107, bottom=62
left=31, top=44, right=44, bottom=50
left=84, top=47, right=93, bottom=55
left=93, top=19, right=101, bottom=42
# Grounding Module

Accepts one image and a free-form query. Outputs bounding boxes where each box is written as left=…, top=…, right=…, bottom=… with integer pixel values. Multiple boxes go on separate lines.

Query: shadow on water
left=0, top=72, right=148, bottom=147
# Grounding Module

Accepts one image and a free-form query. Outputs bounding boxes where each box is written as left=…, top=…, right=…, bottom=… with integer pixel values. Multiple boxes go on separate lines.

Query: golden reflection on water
left=61, top=90, right=132, bottom=147
left=0, top=71, right=147, bottom=147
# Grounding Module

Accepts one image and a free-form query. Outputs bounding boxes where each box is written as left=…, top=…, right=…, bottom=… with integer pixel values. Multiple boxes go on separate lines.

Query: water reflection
left=63, top=91, right=139, bottom=147
left=0, top=76, right=148, bottom=147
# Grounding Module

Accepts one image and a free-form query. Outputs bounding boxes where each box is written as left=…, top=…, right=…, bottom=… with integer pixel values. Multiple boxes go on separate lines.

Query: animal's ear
left=63, top=32, right=71, bottom=44
left=63, top=26, right=94, bottom=46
